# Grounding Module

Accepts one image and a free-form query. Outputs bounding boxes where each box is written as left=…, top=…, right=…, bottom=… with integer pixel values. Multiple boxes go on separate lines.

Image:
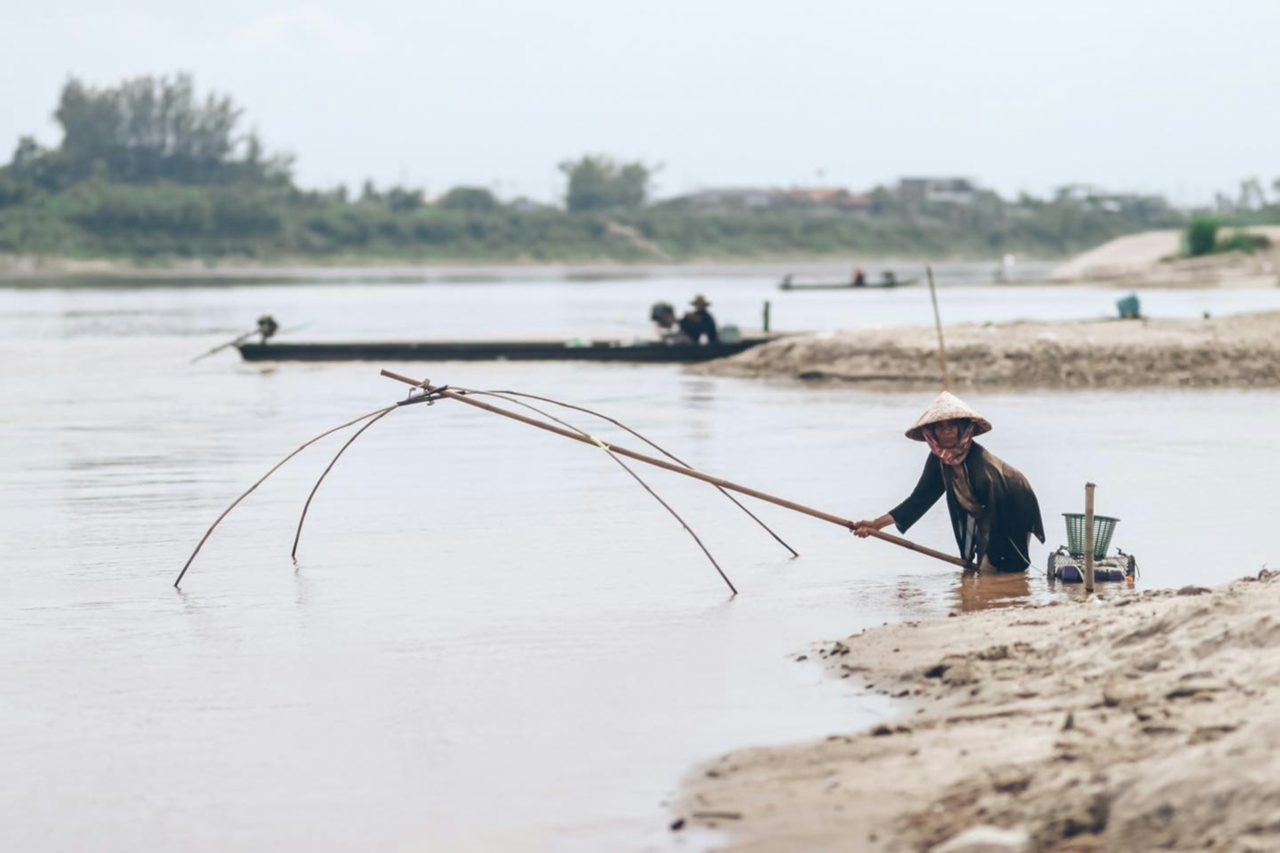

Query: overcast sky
left=3, top=0, right=1278, bottom=204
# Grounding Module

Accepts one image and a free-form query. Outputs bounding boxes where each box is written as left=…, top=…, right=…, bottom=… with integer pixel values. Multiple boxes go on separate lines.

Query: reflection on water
left=945, top=569, right=1137, bottom=614
left=950, top=571, right=1034, bottom=613
left=890, top=571, right=1041, bottom=618
left=1, top=274, right=1277, bottom=852
left=680, top=377, right=718, bottom=408
left=1047, top=575, right=1137, bottom=605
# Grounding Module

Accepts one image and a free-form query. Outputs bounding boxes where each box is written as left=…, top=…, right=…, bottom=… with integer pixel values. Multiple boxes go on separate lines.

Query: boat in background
left=779, top=272, right=918, bottom=291
left=237, top=335, right=779, bottom=364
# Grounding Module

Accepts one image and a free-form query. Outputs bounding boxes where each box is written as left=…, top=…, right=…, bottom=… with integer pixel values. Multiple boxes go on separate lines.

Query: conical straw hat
left=905, top=391, right=992, bottom=441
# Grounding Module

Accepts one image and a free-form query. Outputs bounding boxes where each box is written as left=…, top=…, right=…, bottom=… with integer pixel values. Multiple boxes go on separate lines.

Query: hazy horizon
left=4, top=0, right=1279, bottom=206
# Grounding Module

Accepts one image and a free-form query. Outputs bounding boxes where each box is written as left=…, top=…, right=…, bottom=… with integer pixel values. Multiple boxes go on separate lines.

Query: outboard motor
left=256, top=315, right=280, bottom=343
left=649, top=302, right=677, bottom=329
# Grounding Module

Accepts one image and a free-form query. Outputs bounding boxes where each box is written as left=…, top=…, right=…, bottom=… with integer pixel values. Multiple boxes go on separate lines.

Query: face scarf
left=923, top=419, right=976, bottom=466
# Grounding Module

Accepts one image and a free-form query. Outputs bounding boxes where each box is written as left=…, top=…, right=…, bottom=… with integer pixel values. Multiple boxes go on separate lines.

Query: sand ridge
left=700, top=311, right=1280, bottom=389
left=674, top=570, right=1280, bottom=852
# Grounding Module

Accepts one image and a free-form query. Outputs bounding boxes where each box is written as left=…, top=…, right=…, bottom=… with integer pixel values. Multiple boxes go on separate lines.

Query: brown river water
left=2, top=269, right=1278, bottom=851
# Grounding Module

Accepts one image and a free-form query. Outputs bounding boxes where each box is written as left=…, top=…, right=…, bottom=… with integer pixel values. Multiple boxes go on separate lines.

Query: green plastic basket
left=1062, top=513, right=1120, bottom=559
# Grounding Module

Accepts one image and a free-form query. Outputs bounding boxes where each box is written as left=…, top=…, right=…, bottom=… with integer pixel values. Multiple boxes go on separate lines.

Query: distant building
left=897, top=177, right=978, bottom=206
left=666, top=186, right=875, bottom=215
left=781, top=186, right=843, bottom=204
left=1053, top=183, right=1098, bottom=203
left=838, top=193, right=873, bottom=214
left=508, top=196, right=551, bottom=212
left=673, top=188, right=778, bottom=213
left=779, top=187, right=873, bottom=215
left=1052, top=184, right=1170, bottom=214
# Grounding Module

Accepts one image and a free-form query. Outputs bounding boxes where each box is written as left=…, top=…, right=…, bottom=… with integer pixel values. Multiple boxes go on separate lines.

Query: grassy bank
left=0, top=181, right=1186, bottom=266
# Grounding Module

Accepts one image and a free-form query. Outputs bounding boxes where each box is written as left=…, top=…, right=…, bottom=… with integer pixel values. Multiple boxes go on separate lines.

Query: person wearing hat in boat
left=852, top=391, right=1045, bottom=572
left=678, top=295, right=719, bottom=345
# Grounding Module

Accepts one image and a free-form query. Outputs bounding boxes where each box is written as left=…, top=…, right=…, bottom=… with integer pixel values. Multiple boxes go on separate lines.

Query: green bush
left=438, top=187, right=497, bottom=213
left=1214, top=230, right=1271, bottom=254
left=210, top=189, right=283, bottom=236
left=1184, top=216, right=1219, bottom=257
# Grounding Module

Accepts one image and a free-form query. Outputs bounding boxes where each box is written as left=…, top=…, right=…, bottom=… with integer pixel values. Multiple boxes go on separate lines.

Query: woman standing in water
left=853, top=392, right=1045, bottom=572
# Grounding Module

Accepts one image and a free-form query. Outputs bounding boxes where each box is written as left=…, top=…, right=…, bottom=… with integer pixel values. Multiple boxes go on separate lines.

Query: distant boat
left=779, top=274, right=919, bottom=291
left=237, top=335, right=779, bottom=364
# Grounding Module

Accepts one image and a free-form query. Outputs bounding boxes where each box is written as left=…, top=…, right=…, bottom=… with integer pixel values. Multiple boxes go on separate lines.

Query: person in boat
left=852, top=391, right=1045, bottom=572
left=650, top=301, right=692, bottom=344
left=852, top=268, right=866, bottom=287
left=678, top=295, right=719, bottom=345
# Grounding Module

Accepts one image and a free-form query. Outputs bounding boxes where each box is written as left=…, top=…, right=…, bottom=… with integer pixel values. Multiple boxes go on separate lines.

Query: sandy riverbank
left=1048, top=227, right=1280, bottom=289
left=0, top=254, right=794, bottom=282
left=701, top=311, right=1280, bottom=389
left=0, top=254, right=1037, bottom=283
left=674, top=569, right=1280, bottom=852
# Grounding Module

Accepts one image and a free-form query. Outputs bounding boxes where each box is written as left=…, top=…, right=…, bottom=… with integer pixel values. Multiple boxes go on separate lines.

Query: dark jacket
left=678, top=310, right=718, bottom=344
left=889, top=442, right=1045, bottom=572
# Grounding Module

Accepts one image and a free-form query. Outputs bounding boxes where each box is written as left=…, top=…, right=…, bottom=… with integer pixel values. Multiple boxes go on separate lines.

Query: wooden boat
left=237, top=335, right=778, bottom=364
left=779, top=277, right=919, bottom=291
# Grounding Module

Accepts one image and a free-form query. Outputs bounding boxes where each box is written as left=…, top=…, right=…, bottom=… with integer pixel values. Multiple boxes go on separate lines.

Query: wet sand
left=675, top=569, right=1280, bottom=852
left=702, top=310, right=1280, bottom=389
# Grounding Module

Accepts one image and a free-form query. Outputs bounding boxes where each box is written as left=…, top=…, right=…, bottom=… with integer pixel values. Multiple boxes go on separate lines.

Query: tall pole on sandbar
left=926, top=265, right=951, bottom=390
left=1084, top=482, right=1096, bottom=592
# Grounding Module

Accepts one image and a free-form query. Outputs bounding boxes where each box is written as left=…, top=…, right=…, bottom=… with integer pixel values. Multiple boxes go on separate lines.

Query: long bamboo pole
left=191, top=321, right=312, bottom=364
left=191, top=327, right=257, bottom=364
left=459, top=387, right=737, bottom=594
left=382, top=371, right=971, bottom=570
left=473, top=386, right=797, bottom=557
left=926, top=265, right=951, bottom=390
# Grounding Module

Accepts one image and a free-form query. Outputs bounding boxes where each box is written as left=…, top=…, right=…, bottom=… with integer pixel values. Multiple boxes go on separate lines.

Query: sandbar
left=702, top=311, right=1280, bottom=389
left=674, top=570, right=1280, bottom=851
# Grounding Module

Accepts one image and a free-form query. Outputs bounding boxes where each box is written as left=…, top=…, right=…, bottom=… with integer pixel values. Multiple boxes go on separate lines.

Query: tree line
left=0, top=72, right=1221, bottom=263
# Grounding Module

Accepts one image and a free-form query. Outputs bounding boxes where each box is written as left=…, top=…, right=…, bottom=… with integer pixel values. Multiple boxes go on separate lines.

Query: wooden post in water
left=926, top=265, right=951, bottom=390
left=763, top=300, right=771, bottom=333
left=1084, top=482, right=1097, bottom=592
